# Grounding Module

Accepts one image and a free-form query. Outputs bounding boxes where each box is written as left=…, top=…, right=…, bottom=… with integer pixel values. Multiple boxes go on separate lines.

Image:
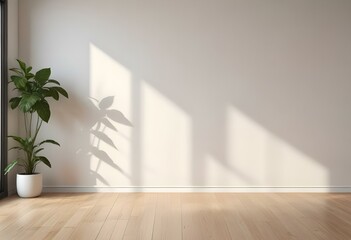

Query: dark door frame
left=0, top=0, right=8, bottom=199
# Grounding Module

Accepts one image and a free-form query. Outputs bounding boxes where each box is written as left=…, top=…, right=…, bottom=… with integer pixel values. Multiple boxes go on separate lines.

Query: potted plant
left=4, top=59, right=68, bottom=198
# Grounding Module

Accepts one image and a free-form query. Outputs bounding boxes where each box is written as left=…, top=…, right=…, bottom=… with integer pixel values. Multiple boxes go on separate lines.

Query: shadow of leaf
left=106, top=109, right=133, bottom=126
left=90, top=130, right=118, bottom=149
left=99, top=96, right=114, bottom=110
left=90, top=146, right=114, bottom=163
left=84, top=98, right=105, bottom=128
left=89, top=170, right=109, bottom=185
left=101, top=118, right=118, bottom=132
left=89, top=146, right=129, bottom=178
left=67, top=95, right=133, bottom=184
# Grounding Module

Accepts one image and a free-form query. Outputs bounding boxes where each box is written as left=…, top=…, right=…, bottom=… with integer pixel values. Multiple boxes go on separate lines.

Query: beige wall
left=8, top=0, right=19, bottom=194
left=18, top=0, right=351, bottom=191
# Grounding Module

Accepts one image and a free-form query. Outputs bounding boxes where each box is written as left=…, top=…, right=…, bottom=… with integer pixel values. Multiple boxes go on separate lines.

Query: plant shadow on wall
left=75, top=96, right=132, bottom=185
left=19, top=1, right=351, bottom=190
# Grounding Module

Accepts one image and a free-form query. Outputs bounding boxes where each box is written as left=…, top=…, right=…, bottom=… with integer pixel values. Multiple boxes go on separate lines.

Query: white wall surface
left=7, top=0, right=18, bottom=194
left=18, top=0, right=351, bottom=191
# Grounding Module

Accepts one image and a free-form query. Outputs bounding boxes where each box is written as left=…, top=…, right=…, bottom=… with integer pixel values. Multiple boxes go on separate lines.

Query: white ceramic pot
left=16, top=173, right=43, bottom=198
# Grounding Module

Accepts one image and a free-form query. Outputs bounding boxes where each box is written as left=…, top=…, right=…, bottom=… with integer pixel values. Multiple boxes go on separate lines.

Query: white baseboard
left=43, top=186, right=351, bottom=193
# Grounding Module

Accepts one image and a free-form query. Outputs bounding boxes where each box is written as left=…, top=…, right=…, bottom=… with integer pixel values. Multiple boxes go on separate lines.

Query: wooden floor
left=1, top=193, right=351, bottom=240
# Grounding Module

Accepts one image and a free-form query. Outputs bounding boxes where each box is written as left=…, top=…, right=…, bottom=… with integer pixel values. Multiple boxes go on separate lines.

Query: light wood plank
left=111, top=220, right=128, bottom=240
left=123, top=193, right=157, bottom=240
left=152, top=193, right=182, bottom=240
left=182, top=193, right=232, bottom=240
left=1, top=193, right=351, bottom=240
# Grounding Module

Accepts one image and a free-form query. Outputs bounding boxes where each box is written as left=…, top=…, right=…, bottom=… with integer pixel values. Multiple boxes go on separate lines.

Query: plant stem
left=27, top=151, right=32, bottom=173
left=26, top=114, right=43, bottom=174
left=29, top=113, right=33, bottom=138
left=33, top=115, right=43, bottom=144
left=35, top=114, right=40, bottom=135
left=23, top=113, right=28, bottom=138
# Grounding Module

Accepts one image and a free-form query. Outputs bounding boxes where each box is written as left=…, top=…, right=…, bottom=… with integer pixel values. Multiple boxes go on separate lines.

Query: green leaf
left=35, top=68, right=51, bottom=85
left=9, top=97, right=21, bottom=109
left=47, top=79, right=60, bottom=85
left=8, top=135, right=26, bottom=145
left=26, top=66, right=32, bottom=73
left=36, top=156, right=51, bottom=168
left=39, top=88, right=51, bottom=98
left=10, top=68, right=23, bottom=75
left=11, top=75, right=27, bottom=89
left=51, top=87, right=68, bottom=98
left=34, top=148, right=44, bottom=154
left=25, top=73, right=35, bottom=79
left=8, top=146, right=24, bottom=151
left=38, top=139, right=60, bottom=147
left=4, top=160, right=18, bottom=175
left=17, top=59, right=27, bottom=72
left=35, top=100, right=51, bottom=122
left=8, top=136, right=34, bottom=154
left=18, top=93, right=40, bottom=112
left=48, top=88, right=59, bottom=100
